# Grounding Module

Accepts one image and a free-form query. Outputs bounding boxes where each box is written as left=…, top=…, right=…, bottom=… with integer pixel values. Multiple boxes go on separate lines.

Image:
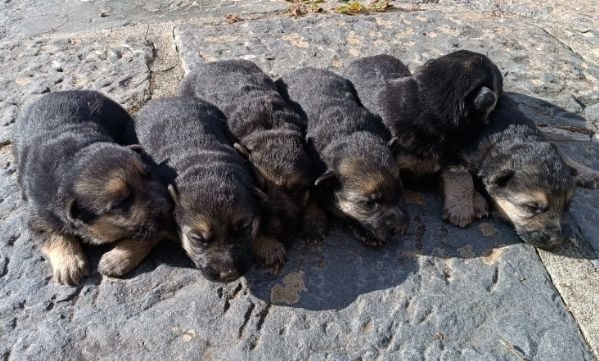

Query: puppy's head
left=317, top=134, right=408, bottom=245
left=65, top=144, right=173, bottom=244
left=237, top=131, right=313, bottom=240
left=416, top=50, right=503, bottom=129
left=170, top=179, right=259, bottom=282
left=483, top=143, right=574, bottom=250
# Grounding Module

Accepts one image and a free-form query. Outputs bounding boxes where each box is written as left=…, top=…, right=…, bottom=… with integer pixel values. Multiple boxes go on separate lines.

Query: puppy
left=133, top=97, right=260, bottom=282
left=14, top=91, right=173, bottom=285
left=345, top=51, right=503, bottom=225
left=457, top=94, right=599, bottom=249
left=179, top=60, right=314, bottom=271
left=277, top=68, right=408, bottom=246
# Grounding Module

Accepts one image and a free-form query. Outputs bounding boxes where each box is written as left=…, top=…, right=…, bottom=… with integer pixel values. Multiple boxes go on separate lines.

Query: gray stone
left=1, top=5, right=599, bottom=361
left=0, top=36, right=154, bottom=145
left=175, top=9, right=599, bottom=117
left=0, top=0, right=287, bottom=39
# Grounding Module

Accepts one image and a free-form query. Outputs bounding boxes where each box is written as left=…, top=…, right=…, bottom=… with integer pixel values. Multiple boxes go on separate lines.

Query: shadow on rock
left=246, top=189, right=524, bottom=311
left=246, top=91, right=599, bottom=310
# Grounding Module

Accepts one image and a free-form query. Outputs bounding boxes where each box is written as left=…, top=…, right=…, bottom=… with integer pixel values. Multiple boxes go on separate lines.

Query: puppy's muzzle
left=382, top=208, right=410, bottom=235
left=199, top=246, right=249, bottom=283
left=519, top=227, right=565, bottom=251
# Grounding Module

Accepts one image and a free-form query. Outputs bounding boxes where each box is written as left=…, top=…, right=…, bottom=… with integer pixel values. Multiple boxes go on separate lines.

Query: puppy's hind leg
left=252, top=234, right=287, bottom=275
left=98, top=236, right=162, bottom=278
left=42, top=233, right=89, bottom=286
left=562, top=155, right=599, bottom=189
left=441, top=165, right=488, bottom=228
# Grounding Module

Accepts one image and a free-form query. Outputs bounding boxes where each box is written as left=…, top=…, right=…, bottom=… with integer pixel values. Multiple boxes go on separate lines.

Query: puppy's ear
left=485, top=169, right=514, bottom=190
left=473, top=86, right=497, bottom=112
left=388, top=137, right=399, bottom=151
left=127, top=144, right=145, bottom=153
left=168, top=184, right=179, bottom=205
left=315, top=169, right=338, bottom=187
left=251, top=217, right=261, bottom=239
left=234, top=143, right=251, bottom=157
left=253, top=187, right=268, bottom=203
left=66, top=198, right=83, bottom=226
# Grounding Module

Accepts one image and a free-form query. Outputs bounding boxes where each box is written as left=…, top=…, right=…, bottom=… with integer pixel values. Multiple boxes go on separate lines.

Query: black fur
left=15, top=90, right=170, bottom=241
left=277, top=68, right=408, bottom=246
left=133, top=96, right=259, bottom=281
left=179, top=60, right=313, bottom=242
left=345, top=51, right=503, bottom=173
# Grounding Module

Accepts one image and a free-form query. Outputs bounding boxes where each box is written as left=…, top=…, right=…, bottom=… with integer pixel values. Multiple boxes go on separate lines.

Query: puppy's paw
left=52, top=253, right=89, bottom=286
left=252, top=235, right=287, bottom=275
left=472, top=191, right=489, bottom=219
left=301, top=205, right=329, bottom=244
left=300, top=220, right=328, bottom=244
left=98, top=250, right=136, bottom=278
left=443, top=199, right=475, bottom=228
left=575, top=173, right=599, bottom=189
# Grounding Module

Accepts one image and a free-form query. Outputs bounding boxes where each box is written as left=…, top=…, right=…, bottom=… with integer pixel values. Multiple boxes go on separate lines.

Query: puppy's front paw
left=98, top=250, right=135, bottom=278
left=472, top=191, right=489, bottom=219
left=52, top=253, right=89, bottom=286
left=575, top=173, right=599, bottom=189
left=443, top=199, right=475, bottom=228
left=252, top=235, right=287, bottom=274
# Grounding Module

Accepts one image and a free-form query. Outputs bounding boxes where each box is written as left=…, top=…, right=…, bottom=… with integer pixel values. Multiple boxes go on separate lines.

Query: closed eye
left=110, top=190, right=134, bottom=211
left=361, top=194, right=383, bottom=208
left=522, top=202, right=547, bottom=215
left=188, top=232, right=210, bottom=246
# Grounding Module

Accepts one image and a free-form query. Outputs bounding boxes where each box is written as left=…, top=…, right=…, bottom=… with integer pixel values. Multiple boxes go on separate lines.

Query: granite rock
left=1, top=6, right=599, bottom=361
left=0, top=36, right=154, bottom=145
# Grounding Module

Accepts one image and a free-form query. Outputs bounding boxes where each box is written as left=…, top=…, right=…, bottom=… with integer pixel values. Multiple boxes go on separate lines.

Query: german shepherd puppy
left=277, top=68, right=408, bottom=246
left=345, top=51, right=503, bottom=226
left=179, top=60, right=314, bottom=271
left=133, top=97, right=260, bottom=282
left=15, top=91, right=173, bottom=285
left=458, top=94, right=596, bottom=249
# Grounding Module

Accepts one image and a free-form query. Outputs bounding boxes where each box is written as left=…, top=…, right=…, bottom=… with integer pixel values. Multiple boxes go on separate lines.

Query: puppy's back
left=133, top=97, right=252, bottom=187
left=180, top=60, right=306, bottom=133
left=179, top=60, right=277, bottom=114
left=277, top=68, right=390, bottom=150
left=345, top=54, right=411, bottom=114
left=16, top=90, right=131, bottom=151
left=15, top=90, right=131, bottom=198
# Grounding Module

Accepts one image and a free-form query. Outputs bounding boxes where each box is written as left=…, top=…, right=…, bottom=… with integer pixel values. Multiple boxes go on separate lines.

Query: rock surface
left=1, top=2, right=599, bottom=361
left=0, top=36, right=154, bottom=145
left=0, top=0, right=287, bottom=39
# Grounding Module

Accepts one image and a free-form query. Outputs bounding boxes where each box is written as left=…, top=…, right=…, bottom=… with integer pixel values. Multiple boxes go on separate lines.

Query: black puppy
left=15, top=91, right=173, bottom=285
left=457, top=94, right=599, bottom=249
left=179, top=60, right=314, bottom=271
left=133, top=97, right=260, bottom=282
left=345, top=51, right=503, bottom=226
left=277, top=68, right=408, bottom=246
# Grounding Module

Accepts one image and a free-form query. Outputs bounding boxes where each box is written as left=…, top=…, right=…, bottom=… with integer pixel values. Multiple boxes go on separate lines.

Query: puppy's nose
left=218, top=269, right=240, bottom=282
left=386, top=209, right=409, bottom=232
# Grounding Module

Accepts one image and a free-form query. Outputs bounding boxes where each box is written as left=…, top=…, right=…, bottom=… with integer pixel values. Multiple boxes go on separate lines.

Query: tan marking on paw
left=98, top=237, right=160, bottom=278
left=42, top=233, right=89, bottom=286
left=252, top=234, right=287, bottom=274
left=441, top=166, right=477, bottom=228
